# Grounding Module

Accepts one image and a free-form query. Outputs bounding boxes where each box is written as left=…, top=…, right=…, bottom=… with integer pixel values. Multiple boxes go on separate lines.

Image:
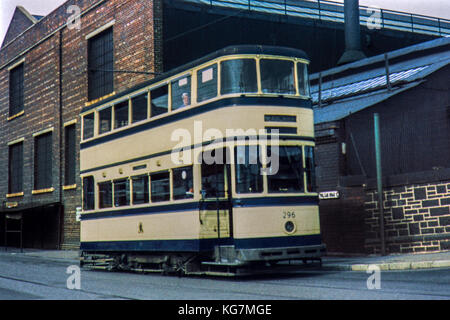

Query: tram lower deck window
left=151, top=171, right=170, bottom=202
left=83, top=176, right=95, bottom=210
left=235, top=146, right=263, bottom=194
left=98, top=181, right=112, bottom=208
left=114, top=179, right=130, bottom=207
left=173, top=166, right=194, bottom=200
left=267, top=146, right=304, bottom=193
left=132, top=175, right=149, bottom=204
left=305, top=146, right=316, bottom=192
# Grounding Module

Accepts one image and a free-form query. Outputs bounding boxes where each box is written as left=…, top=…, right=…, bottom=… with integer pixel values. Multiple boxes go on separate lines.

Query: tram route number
left=283, top=211, right=296, bottom=219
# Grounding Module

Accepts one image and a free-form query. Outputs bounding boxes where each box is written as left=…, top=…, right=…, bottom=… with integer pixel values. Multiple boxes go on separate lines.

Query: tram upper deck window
left=221, top=59, right=257, bottom=95
left=267, top=146, right=304, bottom=193
left=151, top=171, right=170, bottom=202
left=260, top=59, right=295, bottom=95
left=132, top=92, right=148, bottom=123
left=83, top=113, right=95, bottom=140
left=99, top=107, right=112, bottom=134
left=297, top=63, right=310, bottom=96
left=171, top=75, right=191, bottom=111
left=235, top=145, right=263, bottom=194
left=151, top=85, right=168, bottom=117
left=114, top=101, right=129, bottom=129
left=197, top=64, right=217, bottom=103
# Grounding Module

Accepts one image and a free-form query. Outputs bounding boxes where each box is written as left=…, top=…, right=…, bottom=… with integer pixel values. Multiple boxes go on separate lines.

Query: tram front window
left=235, top=145, right=263, bottom=194
left=267, top=146, right=304, bottom=193
left=260, top=59, right=295, bottom=95
left=221, top=59, right=257, bottom=95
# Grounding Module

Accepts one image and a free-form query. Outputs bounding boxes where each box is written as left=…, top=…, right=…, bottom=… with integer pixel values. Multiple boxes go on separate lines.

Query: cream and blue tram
left=79, top=45, right=326, bottom=274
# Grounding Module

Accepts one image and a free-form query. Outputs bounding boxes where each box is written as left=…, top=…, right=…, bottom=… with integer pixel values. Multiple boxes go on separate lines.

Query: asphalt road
left=0, top=252, right=448, bottom=300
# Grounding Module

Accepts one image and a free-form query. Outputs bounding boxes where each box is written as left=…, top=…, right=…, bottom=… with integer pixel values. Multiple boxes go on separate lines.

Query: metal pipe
left=374, top=113, right=386, bottom=256
left=384, top=53, right=391, bottom=91
left=344, top=0, right=362, bottom=52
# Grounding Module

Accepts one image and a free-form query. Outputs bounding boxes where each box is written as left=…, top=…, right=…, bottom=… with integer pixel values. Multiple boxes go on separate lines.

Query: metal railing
left=179, top=0, right=450, bottom=37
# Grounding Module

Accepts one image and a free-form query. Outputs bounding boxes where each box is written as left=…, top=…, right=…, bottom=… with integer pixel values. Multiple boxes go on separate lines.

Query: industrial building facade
left=312, top=38, right=450, bottom=254
left=0, top=0, right=163, bottom=249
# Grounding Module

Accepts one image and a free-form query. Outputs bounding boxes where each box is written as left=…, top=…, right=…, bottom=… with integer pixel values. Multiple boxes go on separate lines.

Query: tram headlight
left=284, top=221, right=296, bottom=234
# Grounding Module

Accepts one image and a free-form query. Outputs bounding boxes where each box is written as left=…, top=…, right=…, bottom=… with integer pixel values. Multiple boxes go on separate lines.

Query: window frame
left=9, top=63, right=24, bottom=118
left=87, top=27, right=114, bottom=101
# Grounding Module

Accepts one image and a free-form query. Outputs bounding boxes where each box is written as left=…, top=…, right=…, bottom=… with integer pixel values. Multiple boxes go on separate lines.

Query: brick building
left=0, top=0, right=163, bottom=249
left=311, top=38, right=450, bottom=254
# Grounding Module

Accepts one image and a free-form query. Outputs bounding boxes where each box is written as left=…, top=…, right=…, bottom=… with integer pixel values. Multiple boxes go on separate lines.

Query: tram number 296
left=283, top=211, right=296, bottom=219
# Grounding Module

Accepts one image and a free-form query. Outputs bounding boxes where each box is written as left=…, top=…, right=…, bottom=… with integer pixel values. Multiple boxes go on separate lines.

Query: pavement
left=1, top=247, right=450, bottom=272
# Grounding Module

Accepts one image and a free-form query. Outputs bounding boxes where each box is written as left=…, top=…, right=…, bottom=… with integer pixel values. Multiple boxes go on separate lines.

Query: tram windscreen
left=267, top=146, right=304, bottom=193
left=260, top=59, right=295, bottom=95
left=221, top=59, right=257, bottom=95
left=235, top=145, right=263, bottom=194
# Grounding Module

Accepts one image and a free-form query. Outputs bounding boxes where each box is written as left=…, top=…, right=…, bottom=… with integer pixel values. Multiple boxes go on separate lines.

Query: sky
left=1, top=0, right=450, bottom=45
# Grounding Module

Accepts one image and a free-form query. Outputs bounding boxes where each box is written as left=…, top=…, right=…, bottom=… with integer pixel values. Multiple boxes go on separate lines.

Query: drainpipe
left=338, top=0, right=366, bottom=65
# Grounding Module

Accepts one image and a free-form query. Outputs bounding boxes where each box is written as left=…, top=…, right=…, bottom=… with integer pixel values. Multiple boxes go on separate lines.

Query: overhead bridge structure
left=163, top=0, right=449, bottom=72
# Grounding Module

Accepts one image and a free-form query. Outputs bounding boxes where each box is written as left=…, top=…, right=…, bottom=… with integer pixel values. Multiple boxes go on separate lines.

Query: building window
left=34, top=132, right=53, bottom=190
left=65, top=124, right=76, bottom=186
left=88, top=28, right=113, bottom=101
left=9, top=63, right=24, bottom=117
left=83, top=176, right=95, bottom=210
left=9, top=142, right=23, bottom=194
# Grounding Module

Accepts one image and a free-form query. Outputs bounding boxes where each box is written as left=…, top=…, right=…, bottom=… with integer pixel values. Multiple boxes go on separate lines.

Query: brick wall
left=0, top=0, right=163, bottom=249
left=364, top=182, right=450, bottom=254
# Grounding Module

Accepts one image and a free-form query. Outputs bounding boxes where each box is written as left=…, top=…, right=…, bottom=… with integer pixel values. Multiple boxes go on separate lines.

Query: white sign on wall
left=319, top=191, right=340, bottom=200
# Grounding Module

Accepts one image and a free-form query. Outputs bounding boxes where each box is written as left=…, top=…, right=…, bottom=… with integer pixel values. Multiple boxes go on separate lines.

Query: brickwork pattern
left=0, top=0, right=162, bottom=249
left=364, top=182, right=450, bottom=254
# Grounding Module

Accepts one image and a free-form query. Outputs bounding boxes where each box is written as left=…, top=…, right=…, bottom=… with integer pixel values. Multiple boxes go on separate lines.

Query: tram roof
left=82, top=45, right=309, bottom=113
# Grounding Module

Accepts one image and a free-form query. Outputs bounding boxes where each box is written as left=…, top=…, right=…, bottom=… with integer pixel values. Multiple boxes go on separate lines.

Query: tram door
left=199, top=148, right=232, bottom=243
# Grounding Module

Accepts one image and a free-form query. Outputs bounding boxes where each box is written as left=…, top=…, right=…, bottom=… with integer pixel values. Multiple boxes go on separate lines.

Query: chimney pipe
left=338, top=0, right=366, bottom=65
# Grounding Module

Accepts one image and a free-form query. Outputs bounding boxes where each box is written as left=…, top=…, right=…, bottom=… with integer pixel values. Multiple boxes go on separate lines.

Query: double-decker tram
left=79, top=45, right=326, bottom=275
